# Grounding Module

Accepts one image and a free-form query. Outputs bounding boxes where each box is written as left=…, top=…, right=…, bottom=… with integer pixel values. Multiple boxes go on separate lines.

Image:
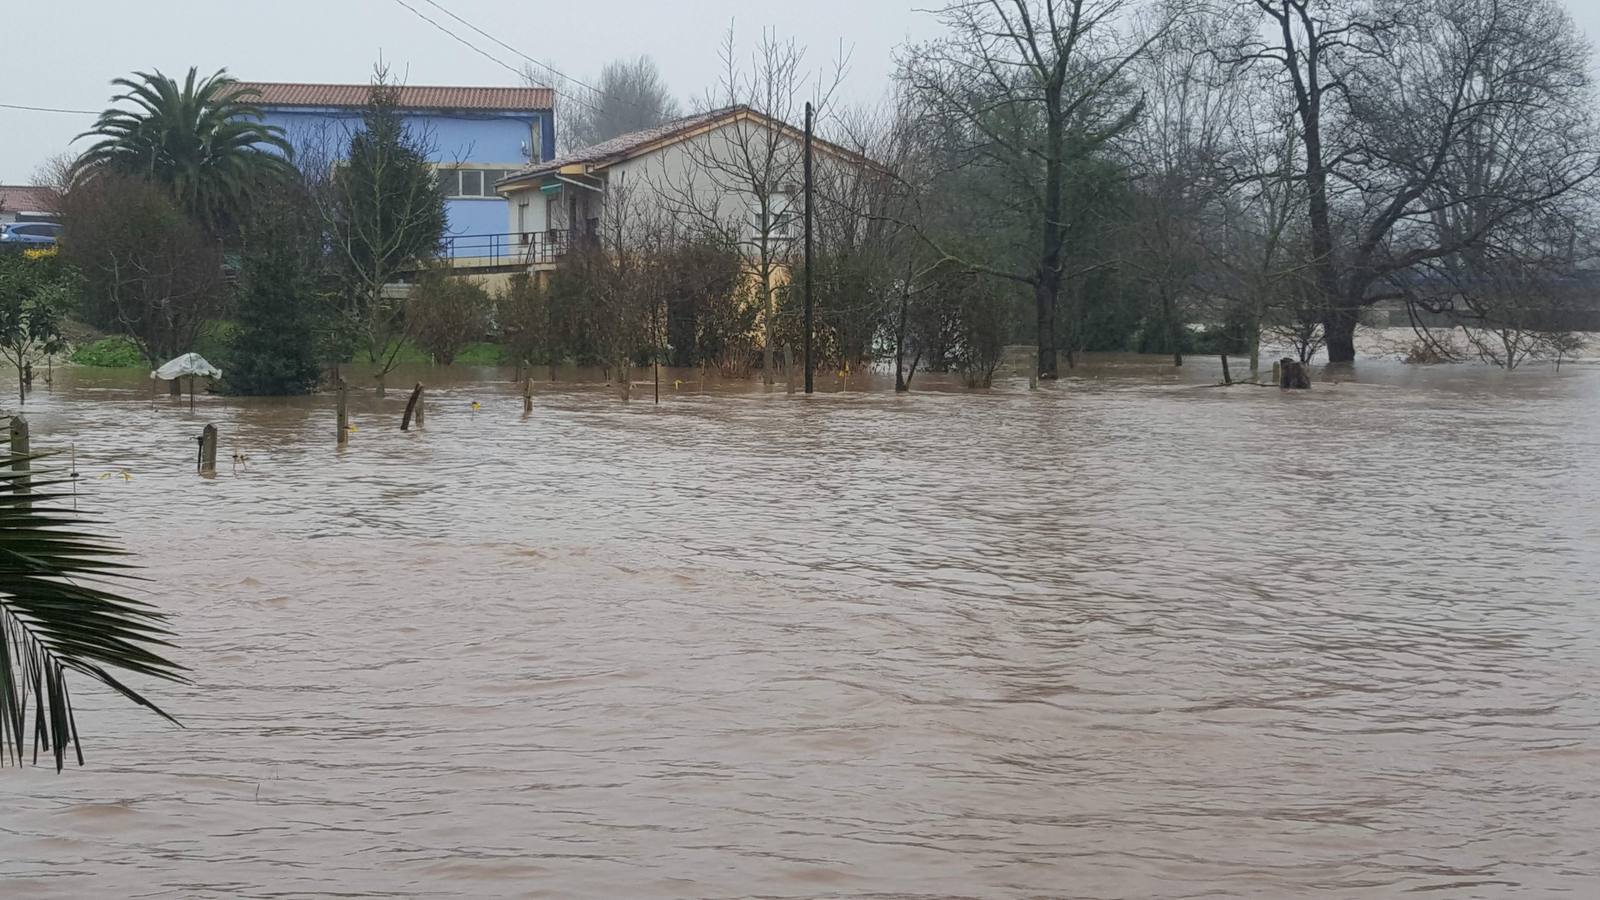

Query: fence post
left=402, top=382, right=424, bottom=431
left=523, top=376, right=533, bottom=415
left=337, top=379, right=349, bottom=446
left=10, top=414, right=29, bottom=503
left=199, top=424, right=218, bottom=475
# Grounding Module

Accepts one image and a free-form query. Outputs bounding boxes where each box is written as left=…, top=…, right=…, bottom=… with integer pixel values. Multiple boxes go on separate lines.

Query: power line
left=417, top=0, right=602, bottom=97
left=387, top=0, right=525, bottom=82
left=387, top=0, right=605, bottom=114
left=0, top=101, right=98, bottom=116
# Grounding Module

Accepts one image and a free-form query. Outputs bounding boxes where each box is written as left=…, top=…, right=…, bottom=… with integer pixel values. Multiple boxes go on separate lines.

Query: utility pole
left=803, top=101, right=815, bottom=394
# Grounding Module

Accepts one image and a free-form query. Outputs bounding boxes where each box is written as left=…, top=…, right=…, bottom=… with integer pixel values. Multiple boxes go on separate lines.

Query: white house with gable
left=493, top=105, right=875, bottom=272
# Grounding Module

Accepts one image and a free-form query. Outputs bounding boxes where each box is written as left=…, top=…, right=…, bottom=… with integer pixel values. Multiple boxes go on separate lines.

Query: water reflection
left=2, top=352, right=1598, bottom=897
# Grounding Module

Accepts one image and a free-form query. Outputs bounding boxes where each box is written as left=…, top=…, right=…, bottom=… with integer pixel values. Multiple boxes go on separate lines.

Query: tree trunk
left=894, top=290, right=909, bottom=392
left=761, top=279, right=776, bottom=386
left=1324, top=303, right=1359, bottom=364
left=1036, top=82, right=1064, bottom=381
left=1034, top=278, right=1058, bottom=380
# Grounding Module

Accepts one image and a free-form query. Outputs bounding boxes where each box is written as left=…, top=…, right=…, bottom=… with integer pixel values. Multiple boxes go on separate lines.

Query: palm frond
left=0, top=453, right=186, bottom=772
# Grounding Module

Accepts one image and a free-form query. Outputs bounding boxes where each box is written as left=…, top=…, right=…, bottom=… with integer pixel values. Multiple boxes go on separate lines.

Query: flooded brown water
left=2, top=352, right=1599, bottom=898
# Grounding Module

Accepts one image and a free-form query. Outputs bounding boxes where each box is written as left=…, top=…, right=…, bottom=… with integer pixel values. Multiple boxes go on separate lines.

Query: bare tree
left=1122, top=0, right=1248, bottom=366
left=901, top=0, right=1189, bottom=379
left=311, top=66, right=447, bottom=395
left=1238, top=0, right=1600, bottom=363
left=654, top=26, right=846, bottom=384
left=58, top=172, right=224, bottom=379
left=558, top=56, right=682, bottom=152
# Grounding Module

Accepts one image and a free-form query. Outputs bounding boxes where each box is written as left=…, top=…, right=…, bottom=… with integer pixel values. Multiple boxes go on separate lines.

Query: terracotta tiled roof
left=507, top=108, right=737, bottom=181
left=233, top=82, right=553, bottom=112
left=0, top=185, right=56, bottom=215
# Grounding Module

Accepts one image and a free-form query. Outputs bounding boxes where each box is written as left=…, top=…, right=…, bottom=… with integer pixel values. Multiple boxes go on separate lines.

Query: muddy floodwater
left=2, top=353, right=1598, bottom=898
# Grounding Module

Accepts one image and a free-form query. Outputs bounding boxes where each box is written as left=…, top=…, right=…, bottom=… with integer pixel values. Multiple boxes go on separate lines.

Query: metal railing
left=438, top=230, right=571, bottom=267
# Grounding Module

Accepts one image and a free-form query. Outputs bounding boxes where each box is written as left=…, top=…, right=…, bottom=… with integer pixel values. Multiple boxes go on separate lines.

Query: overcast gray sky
left=3, top=0, right=1598, bottom=181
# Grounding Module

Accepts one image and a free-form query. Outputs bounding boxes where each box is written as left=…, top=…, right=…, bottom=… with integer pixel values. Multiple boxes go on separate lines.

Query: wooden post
left=522, top=376, right=533, bottom=415
left=336, top=379, right=349, bottom=446
left=189, top=375, right=196, bottom=412
left=10, top=414, right=29, bottom=503
left=199, top=424, right=218, bottom=475
left=402, top=382, right=424, bottom=431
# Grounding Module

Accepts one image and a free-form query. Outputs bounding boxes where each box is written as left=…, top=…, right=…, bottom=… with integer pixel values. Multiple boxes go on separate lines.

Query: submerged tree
left=227, top=179, right=327, bottom=395
left=0, top=253, right=70, bottom=405
left=901, top=0, right=1187, bottom=380
left=408, top=272, right=489, bottom=366
left=0, top=461, right=186, bottom=771
left=1237, top=0, right=1600, bottom=363
left=658, top=26, right=846, bottom=384
left=58, top=172, right=225, bottom=375
left=319, top=68, right=447, bottom=395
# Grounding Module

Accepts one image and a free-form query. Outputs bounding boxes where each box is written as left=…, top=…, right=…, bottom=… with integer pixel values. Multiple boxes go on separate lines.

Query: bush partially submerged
left=70, top=336, right=144, bottom=368
left=408, top=273, right=489, bottom=365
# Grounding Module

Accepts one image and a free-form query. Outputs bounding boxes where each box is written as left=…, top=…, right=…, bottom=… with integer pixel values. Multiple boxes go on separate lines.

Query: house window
left=755, top=193, right=798, bottom=241
left=436, top=167, right=511, bottom=199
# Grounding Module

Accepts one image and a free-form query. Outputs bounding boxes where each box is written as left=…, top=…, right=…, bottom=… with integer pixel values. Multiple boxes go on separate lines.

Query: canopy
left=151, top=353, right=223, bottom=381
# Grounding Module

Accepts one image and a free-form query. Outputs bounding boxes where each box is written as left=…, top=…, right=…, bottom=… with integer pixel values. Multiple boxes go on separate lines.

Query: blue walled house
left=239, top=82, right=555, bottom=257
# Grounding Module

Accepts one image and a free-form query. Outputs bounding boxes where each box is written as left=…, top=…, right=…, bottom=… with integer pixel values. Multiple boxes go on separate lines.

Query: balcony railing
left=438, top=230, right=573, bottom=267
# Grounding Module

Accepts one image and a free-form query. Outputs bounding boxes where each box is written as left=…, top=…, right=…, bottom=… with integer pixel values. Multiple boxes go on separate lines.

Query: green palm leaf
left=0, top=452, right=186, bottom=772
left=73, top=67, right=293, bottom=232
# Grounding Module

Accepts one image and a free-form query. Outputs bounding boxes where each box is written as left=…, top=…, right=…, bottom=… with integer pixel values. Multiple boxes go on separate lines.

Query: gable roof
left=498, top=105, right=875, bottom=189
left=233, top=82, right=554, bottom=112
left=0, top=185, right=55, bottom=215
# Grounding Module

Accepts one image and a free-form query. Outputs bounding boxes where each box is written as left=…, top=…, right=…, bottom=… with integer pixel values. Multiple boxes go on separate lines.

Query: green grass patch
left=70, top=336, right=144, bottom=368
left=455, top=342, right=509, bottom=365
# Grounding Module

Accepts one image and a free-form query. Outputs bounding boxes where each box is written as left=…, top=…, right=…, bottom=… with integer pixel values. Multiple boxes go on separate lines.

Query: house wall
left=502, top=119, right=855, bottom=244
left=263, top=106, right=556, bottom=243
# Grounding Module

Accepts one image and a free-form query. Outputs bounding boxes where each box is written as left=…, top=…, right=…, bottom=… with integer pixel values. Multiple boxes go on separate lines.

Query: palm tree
left=75, top=67, right=292, bottom=232
left=0, top=447, right=186, bottom=771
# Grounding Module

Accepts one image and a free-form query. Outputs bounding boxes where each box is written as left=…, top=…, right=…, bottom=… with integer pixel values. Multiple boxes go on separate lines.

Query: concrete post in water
left=402, top=383, right=424, bottom=431
left=9, top=414, right=29, bottom=502
left=198, top=424, right=218, bottom=475
left=1029, top=374, right=1038, bottom=390
left=336, top=379, right=349, bottom=447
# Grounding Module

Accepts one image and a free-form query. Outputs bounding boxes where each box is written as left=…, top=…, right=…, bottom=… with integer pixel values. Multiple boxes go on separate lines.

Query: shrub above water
left=71, top=336, right=144, bottom=368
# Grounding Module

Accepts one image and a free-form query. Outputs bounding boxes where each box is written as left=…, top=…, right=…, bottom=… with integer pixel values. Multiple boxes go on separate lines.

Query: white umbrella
left=151, top=353, right=223, bottom=410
